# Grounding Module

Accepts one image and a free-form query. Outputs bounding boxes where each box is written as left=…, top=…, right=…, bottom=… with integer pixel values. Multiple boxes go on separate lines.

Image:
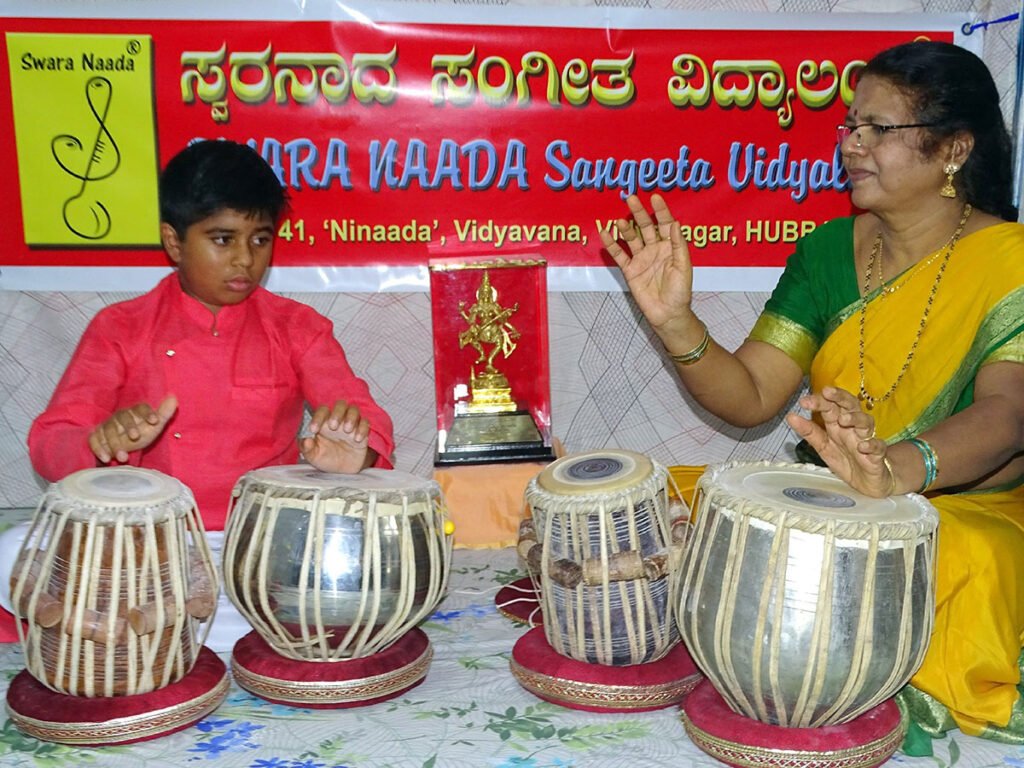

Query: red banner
left=0, top=12, right=955, bottom=271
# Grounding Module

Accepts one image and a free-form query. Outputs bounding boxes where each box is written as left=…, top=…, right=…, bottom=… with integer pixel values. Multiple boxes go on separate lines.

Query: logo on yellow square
left=6, top=32, right=160, bottom=246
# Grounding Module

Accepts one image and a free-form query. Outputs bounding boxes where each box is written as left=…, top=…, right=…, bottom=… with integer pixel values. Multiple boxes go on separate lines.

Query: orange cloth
left=434, top=460, right=553, bottom=549
left=434, top=453, right=702, bottom=550
left=668, top=465, right=706, bottom=515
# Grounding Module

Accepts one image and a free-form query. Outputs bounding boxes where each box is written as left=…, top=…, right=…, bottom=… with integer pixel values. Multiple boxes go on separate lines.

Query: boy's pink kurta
left=29, top=275, right=394, bottom=530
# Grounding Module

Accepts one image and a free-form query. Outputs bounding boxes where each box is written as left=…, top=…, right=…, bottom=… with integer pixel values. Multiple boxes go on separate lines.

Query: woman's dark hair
left=862, top=40, right=1017, bottom=221
left=159, top=139, right=288, bottom=236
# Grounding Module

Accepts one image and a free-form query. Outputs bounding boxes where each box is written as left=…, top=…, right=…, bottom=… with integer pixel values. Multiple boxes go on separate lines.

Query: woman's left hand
left=785, top=386, right=894, bottom=497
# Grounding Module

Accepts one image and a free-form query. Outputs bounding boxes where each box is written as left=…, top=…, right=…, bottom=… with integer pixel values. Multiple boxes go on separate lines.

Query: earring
left=940, top=163, right=959, bottom=198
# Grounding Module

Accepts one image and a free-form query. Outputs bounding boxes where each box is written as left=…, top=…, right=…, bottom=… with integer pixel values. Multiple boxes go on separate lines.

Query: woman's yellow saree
left=750, top=217, right=1024, bottom=740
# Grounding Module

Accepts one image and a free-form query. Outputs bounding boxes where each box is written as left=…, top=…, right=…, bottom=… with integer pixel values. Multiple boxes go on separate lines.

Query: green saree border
left=891, top=286, right=1024, bottom=441
left=747, top=311, right=820, bottom=374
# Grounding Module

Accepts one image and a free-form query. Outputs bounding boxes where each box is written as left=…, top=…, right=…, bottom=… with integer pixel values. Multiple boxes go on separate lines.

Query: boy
left=28, top=139, right=394, bottom=529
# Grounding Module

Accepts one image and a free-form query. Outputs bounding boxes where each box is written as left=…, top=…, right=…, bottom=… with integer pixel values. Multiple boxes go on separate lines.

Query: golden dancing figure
left=458, top=271, right=520, bottom=412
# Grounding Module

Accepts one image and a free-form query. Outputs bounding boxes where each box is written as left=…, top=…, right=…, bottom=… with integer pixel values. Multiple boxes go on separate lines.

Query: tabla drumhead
left=239, top=465, right=435, bottom=495
left=704, top=462, right=937, bottom=529
left=58, top=467, right=183, bottom=506
left=538, top=450, right=653, bottom=495
left=52, top=467, right=193, bottom=522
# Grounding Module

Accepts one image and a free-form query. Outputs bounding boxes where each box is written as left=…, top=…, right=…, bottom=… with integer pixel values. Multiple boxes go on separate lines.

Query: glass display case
left=428, top=256, right=554, bottom=466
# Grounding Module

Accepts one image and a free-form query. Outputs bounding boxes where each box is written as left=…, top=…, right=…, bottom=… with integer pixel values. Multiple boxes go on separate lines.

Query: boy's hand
left=89, top=395, right=178, bottom=464
left=300, top=400, right=377, bottom=474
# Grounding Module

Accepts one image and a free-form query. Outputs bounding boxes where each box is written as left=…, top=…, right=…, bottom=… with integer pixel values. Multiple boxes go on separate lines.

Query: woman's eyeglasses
left=836, top=122, right=935, bottom=148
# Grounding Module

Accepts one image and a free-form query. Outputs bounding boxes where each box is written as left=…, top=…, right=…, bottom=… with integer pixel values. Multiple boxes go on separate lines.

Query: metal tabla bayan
left=678, top=461, right=938, bottom=727
left=9, top=467, right=217, bottom=697
left=223, top=466, right=453, bottom=661
left=522, top=449, right=689, bottom=666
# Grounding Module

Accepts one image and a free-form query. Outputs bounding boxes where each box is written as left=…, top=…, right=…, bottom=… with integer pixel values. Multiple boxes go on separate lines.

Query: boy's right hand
left=89, top=395, right=178, bottom=464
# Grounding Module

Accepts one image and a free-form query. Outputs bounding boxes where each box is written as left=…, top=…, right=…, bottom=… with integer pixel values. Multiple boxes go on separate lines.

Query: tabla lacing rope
left=495, top=595, right=538, bottom=605
left=494, top=596, right=544, bottom=628
left=812, top=524, right=878, bottom=727
left=859, top=545, right=917, bottom=714
left=104, top=516, right=125, bottom=694
left=229, top=484, right=449, bottom=661
left=24, top=512, right=62, bottom=683
left=529, top=463, right=677, bottom=666
left=453, top=584, right=506, bottom=595
left=71, top=516, right=95, bottom=695
left=794, top=518, right=837, bottom=725
left=682, top=462, right=936, bottom=726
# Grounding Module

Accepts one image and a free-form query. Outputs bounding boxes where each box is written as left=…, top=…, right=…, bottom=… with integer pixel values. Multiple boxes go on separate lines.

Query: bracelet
left=881, top=456, right=897, bottom=496
left=906, top=437, right=939, bottom=492
left=668, top=324, right=711, bottom=366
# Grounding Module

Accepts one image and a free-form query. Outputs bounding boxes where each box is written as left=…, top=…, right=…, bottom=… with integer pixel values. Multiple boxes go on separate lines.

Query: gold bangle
left=882, top=456, right=897, bottom=496
left=669, top=324, right=711, bottom=366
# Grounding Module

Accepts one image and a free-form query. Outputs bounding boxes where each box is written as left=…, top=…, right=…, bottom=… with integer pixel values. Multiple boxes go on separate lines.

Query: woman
left=600, top=41, right=1024, bottom=745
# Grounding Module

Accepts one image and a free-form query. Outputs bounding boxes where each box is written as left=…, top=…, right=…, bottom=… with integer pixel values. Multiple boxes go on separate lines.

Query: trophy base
left=436, top=410, right=555, bottom=466
left=464, top=387, right=517, bottom=414
left=465, top=373, right=516, bottom=413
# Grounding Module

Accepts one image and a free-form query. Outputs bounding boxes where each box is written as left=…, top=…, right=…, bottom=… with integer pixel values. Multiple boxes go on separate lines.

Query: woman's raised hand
left=598, top=194, right=695, bottom=336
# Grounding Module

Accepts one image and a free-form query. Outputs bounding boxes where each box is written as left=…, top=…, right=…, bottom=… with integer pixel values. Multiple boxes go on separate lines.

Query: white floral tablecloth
left=0, top=541, right=1022, bottom=768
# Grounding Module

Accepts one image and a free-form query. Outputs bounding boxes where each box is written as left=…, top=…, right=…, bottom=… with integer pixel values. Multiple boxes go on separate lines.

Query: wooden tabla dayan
left=222, top=466, right=454, bottom=708
left=511, top=449, right=699, bottom=713
left=678, top=461, right=938, bottom=731
left=5, top=467, right=227, bottom=746
left=11, top=467, right=217, bottom=696
left=522, top=449, right=688, bottom=666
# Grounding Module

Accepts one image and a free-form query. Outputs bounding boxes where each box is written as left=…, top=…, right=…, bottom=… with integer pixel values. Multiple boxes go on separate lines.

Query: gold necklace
left=874, top=230, right=955, bottom=297
left=857, top=204, right=972, bottom=410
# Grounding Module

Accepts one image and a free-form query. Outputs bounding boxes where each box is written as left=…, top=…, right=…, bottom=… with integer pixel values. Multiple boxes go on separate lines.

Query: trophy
left=429, top=258, right=555, bottom=466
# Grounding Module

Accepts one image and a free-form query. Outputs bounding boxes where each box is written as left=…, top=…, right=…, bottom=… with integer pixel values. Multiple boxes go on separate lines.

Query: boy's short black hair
left=159, top=139, right=288, bottom=236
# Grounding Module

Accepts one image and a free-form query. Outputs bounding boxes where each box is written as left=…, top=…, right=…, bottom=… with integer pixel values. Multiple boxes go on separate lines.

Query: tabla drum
left=223, top=466, right=453, bottom=662
left=9, top=467, right=217, bottom=697
left=678, top=461, right=938, bottom=727
left=523, top=450, right=689, bottom=666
